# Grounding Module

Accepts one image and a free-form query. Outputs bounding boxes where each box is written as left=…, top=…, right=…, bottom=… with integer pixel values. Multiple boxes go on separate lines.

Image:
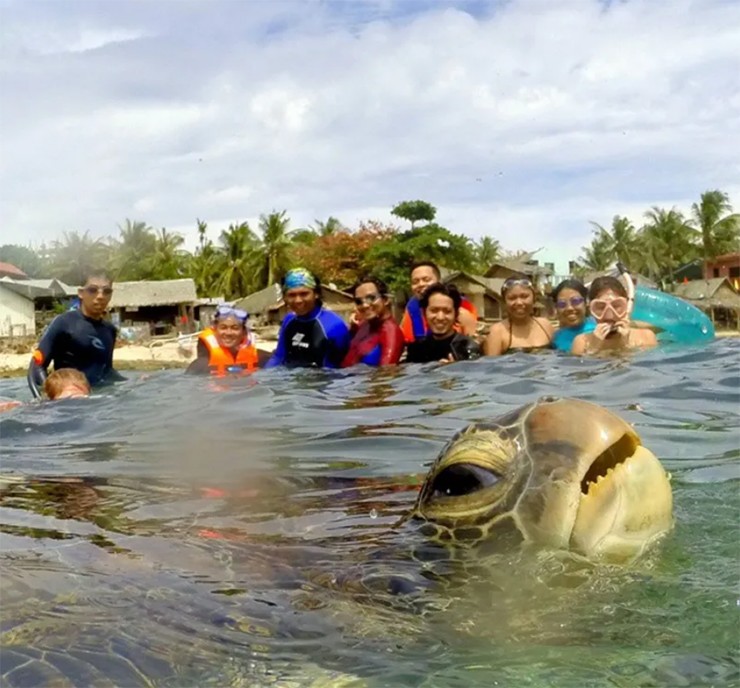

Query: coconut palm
left=690, top=190, right=740, bottom=260
left=214, top=221, right=259, bottom=299
left=151, top=228, right=187, bottom=280
left=47, top=230, right=111, bottom=285
left=310, top=216, right=345, bottom=237
left=189, top=220, right=222, bottom=297
left=640, top=207, right=699, bottom=283
left=473, top=236, right=501, bottom=273
left=589, top=216, right=640, bottom=268
left=257, top=210, right=295, bottom=286
left=110, top=220, right=157, bottom=280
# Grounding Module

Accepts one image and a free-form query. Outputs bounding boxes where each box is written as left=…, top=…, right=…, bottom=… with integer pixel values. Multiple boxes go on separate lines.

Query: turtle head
left=413, top=397, right=673, bottom=561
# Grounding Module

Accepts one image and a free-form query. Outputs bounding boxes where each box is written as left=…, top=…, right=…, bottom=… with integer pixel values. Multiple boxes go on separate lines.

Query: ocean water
left=0, top=340, right=738, bottom=687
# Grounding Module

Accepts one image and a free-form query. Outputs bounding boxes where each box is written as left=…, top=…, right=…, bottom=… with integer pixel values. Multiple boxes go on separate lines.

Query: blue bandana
left=283, top=268, right=317, bottom=291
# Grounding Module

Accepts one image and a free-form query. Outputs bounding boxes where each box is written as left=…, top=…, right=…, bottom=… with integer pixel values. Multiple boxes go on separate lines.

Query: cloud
left=1, top=0, right=738, bottom=274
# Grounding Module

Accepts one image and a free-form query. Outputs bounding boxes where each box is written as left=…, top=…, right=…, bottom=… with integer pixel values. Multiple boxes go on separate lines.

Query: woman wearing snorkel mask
left=571, top=276, right=657, bottom=355
left=551, top=279, right=596, bottom=352
left=186, top=305, right=260, bottom=376
left=484, top=277, right=554, bottom=356
left=341, top=277, right=404, bottom=367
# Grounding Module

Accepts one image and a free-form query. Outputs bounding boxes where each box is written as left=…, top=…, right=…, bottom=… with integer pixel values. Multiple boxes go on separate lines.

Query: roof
left=484, top=260, right=553, bottom=279
left=0, top=262, right=29, bottom=279
left=0, top=276, right=76, bottom=299
left=234, top=283, right=352, bottom=314
left=582, top=269, right=659, bottom=291
left=108, top=279, right=197, bottom=308
left=443, top=270, right=505, bottom=297
left=672, top=278, right=740, bottom=309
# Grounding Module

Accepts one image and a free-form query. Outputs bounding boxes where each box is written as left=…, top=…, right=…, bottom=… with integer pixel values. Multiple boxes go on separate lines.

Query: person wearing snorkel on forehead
left=186, top=305, right=264, bottom=376
left=27, top=270, right=125, bottom=399
left=484, top=277, right=554, bottom=356
left=571, top=276, right=657, bottom=355
left=265, top=268, right=351, bottom=369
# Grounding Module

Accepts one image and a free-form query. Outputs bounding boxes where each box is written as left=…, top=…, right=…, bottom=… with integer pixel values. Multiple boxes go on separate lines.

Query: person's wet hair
left=589, top=276, right=627, bottom=300
left=83, top=269, right=112, bottom=286
left=419, top=282, right=462, bottom=312
left=44, top=368, right=91, bottom=399
left=409, top=261, right=441, bottom=280
left=351, top=276, right=389, bottom=298
left=553, top=279, right=587, bottom=301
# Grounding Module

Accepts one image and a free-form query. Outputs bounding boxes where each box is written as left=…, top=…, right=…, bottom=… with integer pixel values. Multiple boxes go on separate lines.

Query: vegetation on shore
left=1, top=191, right=736, bottom=300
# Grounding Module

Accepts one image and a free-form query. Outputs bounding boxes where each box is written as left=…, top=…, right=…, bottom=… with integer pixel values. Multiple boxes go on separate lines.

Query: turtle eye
left=430, top=463, right=501, bottom=499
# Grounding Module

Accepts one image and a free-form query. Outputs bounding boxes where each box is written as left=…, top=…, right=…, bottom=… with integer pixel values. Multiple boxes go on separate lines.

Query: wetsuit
left=552, top=317, right=597, bottom=352
left=265, top=305, right=350, bottom=369
left=27, top=309, right=124, bottom=398
left=400, top=296, right=478, bottom=343
left=341, top=317, right=405, bottom=368
left=406, top=333, right=481, bottom=364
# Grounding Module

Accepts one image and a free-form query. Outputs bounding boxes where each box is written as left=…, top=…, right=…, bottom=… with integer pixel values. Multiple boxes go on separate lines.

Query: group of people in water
left=17, top=259, right=658, bottom=400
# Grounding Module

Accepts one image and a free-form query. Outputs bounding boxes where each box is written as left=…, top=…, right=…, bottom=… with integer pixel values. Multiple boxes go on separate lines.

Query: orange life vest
left=199, top=328, right=258, bottom=377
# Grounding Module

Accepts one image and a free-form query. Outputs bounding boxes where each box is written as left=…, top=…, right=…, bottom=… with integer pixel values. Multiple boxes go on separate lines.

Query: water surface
left=1, top=341, right=738, bottom=687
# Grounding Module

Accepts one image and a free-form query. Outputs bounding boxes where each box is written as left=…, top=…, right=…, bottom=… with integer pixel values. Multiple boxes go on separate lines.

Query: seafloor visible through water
left=0, top=340, right=738, bottom=687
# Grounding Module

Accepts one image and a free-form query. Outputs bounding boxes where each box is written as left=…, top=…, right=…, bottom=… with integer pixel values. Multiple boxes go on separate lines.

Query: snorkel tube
left=615, top=263, right=715, bottom=346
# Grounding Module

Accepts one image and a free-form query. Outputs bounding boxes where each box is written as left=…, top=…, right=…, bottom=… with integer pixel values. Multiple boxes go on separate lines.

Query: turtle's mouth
left=580, top=432, right=639, bottom=494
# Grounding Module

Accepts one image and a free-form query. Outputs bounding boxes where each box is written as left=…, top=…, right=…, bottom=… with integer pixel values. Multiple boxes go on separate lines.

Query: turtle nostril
left=540, top=395, right=560, bottom=403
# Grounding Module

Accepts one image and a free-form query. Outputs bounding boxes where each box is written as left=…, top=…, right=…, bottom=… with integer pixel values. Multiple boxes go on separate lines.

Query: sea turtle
left=0, top=397, right=673, bottom=686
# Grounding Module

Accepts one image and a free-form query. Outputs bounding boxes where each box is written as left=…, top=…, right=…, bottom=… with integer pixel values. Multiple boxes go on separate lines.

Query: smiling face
left=353, top=281, right=388, bottom=322
left=410, top=266, right=439, bottom=299
left=215, top=316, right=246, bottom=349
left=424, top=292, right=457, bottom=338
left=555, top=287, right=587, bottom=328
left=504, top=285, right=535, bottom=321
left=78, top=275, right=113, bottom=320
left=285, top=287, right=318, bottom=317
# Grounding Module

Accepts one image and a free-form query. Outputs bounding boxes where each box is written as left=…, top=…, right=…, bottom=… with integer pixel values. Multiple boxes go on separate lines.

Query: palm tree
left=258, top=210, right=294, bottom=286
left=189, top=220, right=221, bottom=297
left=310, top=216, right=345, bottom=237
left=47, top=230, right=111, bottom=285
left=110, top=220, right=157, bottom=280
left=151, top=228, right=187, bottom=279
left=589, top=215, right=639, bottom=268
left=473, top=236, right=501, bottom=272
left=640, top=207, right=699, bottom=283
left=214, top=221, right=259, bottom=299
left=690, top=190, right=740, bottom=260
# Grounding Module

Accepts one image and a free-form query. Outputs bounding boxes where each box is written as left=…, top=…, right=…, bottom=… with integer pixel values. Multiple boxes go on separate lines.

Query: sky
left=1, top=0, right=739, bottom=274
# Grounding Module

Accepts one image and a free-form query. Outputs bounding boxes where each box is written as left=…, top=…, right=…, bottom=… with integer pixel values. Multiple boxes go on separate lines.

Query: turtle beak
left=571, top=433, right=673, bottom=561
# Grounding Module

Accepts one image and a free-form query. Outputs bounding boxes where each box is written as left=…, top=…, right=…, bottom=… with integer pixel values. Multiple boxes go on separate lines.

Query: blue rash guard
left=265, top=305, right=351, bottom=369
left=27, top=309, right=125, bottom=398
left=552, top=316, right=597, bottom=352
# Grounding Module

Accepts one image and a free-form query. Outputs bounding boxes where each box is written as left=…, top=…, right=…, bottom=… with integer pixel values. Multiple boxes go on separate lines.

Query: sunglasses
left=216, top=305, right=248, bottom=321
left=590, top=297, right=629, bottom=319
left=82, top=286, right=113, bottom=296
left=354, top=293, right=383, bottom=307
left=502, top=278, right=533, bottom=292
left=556, top=296, right=585, bottom=309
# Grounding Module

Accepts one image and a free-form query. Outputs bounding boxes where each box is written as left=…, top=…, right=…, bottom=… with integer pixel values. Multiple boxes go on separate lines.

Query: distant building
left=0, top=262, right=29, bottom=280
left=0, top=282, right=36, bottom=337
left=704, top=252, right=740, bottom=287
left=672, top=277, right=740, bottom=329
left=0, top=277, right=78, bottom=336
left=108, top=279, right=197, bottom=335
left=484, top=258, right=553, bottom=287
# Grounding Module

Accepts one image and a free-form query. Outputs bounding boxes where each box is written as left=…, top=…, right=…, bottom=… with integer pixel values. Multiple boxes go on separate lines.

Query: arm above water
left=483, top=322, right=506, bottom=356
left=27, top=314, right=66, bottom=399
left=457, top=307, right=477, bottom=337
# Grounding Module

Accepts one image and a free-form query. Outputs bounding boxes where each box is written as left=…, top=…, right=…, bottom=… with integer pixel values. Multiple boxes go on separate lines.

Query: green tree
left=257, top=210, right=294, bottom=287
left=47, top=231, right=111, bottom=285
left=310, top=216, right=345, bottom=237
left=639, top=207, right=699, bottom=283
left=589, top=215, right=640, bottom=267
left=368, top=223, right=474, bottom=293
left=390, top=200, right=437, bottom=229
left=0, top=244, right=46, bottom=277
left=472, top=236, right=501, bottom=273
left=214, top=221, right=259, bottom=300
left=110, top=219, right=157, bottom=280
left=150, top=228, right=187, bottom=280
left=690, top=190, right=740, bottom=259
left=189, top=220, right=221, bottom=297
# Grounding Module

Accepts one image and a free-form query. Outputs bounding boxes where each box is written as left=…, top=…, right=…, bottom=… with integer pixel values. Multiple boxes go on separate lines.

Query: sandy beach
left=0, top=336, right=278, bottom=377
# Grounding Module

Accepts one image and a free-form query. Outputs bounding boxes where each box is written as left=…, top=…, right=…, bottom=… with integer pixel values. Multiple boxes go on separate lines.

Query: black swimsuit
left=503, top=319, right=553, bottom=354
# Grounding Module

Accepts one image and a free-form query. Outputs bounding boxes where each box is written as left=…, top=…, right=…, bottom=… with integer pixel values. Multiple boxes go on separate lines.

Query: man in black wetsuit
left=406, top=283, right=481, bottom=364
left=27, top=271, right=125, bottom=398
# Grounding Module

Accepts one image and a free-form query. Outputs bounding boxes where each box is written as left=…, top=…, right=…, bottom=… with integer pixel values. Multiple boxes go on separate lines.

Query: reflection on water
left=0, top=341, right=738, bottom=686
